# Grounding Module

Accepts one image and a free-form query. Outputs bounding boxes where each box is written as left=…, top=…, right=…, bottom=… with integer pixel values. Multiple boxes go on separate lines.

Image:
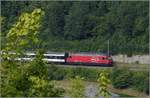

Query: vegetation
left=110, top=67, right=149, bottom=94
left=110, top=67, right=133, bottom=89
left=1, top=8, right=64, bottom=97
left=47, top=66, right=108, bottom=81
left=46, top=65, right=149, bottom=95
left=1, top=1, right=149, bottom=55
left=1, top=1, right=149, bottom=97
left=69, top=76, right=85, bottom=98
left=25, top=50, right=65, bottom=97
left=132, top=71, right=149, bottom=94
left=97, top=70, right=111, bottom=98
left=1, top=8, right=44, bottom=96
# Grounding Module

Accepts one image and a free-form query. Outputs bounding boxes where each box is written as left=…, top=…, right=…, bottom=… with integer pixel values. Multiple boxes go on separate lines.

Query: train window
left=107, top=57, right=112, bottom=60
left=45, top=56, right=50, bottom=59
left=60, top=56, right=65, bottom=59
left=26, top=55, right=35, bottom=58
left=45, top=56, right=65, bottom=59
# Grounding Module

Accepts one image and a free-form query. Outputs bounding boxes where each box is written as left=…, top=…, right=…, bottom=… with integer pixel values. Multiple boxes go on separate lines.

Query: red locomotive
left=66, top=52, right=113, bottom=66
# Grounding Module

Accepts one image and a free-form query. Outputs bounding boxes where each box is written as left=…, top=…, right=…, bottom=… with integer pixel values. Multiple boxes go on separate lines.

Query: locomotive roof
left=69, top=52, right=109, bottom=56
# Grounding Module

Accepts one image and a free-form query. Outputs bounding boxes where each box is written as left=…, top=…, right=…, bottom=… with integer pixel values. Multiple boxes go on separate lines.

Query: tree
left=64, top=2, right=92, bottom=40
left=26, top=50, right=65, bottom=97
left=1, top=8, right=64, bottom=97
left=1, top=8, right=44, bottom=96
left=41, top=2, right=65, bottom=37
left=1, top=1, right=149, bottom=55
left=97, top=70, right=111, bottom=98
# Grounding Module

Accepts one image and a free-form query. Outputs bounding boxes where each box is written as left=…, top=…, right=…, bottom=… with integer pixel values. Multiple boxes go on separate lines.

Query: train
left=17, top=52, right=113, bottom=66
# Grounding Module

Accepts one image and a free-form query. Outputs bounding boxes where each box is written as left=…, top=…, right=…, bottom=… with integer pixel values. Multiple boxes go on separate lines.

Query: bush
left=97, top=70, right=111, bottom=97
left=70, top=67, right=100, bottom=81
left=109, top=67, right=149, bottom=94
left=47, top=66, right=103, bottom=81
left=132, top=71, right=149, bottom=94
left=69, top=76, right=85, bottom=98
left=47, top=65, right=69, bottom=80
left=110, top=68, right=133, bottom=89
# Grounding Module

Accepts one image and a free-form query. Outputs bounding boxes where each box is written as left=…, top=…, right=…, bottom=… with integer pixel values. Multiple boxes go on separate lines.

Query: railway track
left=46, top=63, right=149, bottom=71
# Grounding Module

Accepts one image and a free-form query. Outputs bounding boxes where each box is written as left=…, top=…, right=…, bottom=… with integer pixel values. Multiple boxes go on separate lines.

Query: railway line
left=46, top=63, right=149, bottom=71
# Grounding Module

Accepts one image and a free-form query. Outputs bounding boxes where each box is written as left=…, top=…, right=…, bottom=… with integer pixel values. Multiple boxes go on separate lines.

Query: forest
left=1, top=1, right=149, bottom=55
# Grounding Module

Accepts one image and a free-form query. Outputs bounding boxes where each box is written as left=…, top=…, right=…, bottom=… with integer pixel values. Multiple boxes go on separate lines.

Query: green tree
left=41, top=2, right=70, bottom=37
left=64, top=2, right=91, bottom=40
left=26, top=50, right=65, bottom=97
left=1, top=1, right=149, bottom=55
left=97, top=70, right=111, bottom=98
left=1, top=8, right=44, bottom=96
left=1, top=8, right=64, bottom=97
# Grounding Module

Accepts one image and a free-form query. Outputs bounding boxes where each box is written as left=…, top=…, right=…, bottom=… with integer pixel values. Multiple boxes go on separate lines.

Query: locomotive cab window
left=107, top=57, right=112, bottom=60
left=102, top=57, right=105, bottom=60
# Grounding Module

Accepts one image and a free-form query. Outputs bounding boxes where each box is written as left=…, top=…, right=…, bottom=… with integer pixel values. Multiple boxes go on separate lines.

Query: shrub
left=47, top=66, right=111, bottom=81
left=47, top=65, right=72, bottom=80
left=28, top=76, right=65, bottom=97
left=71, top=67, right=98, bottom=81
left=132, top=71, right=149, bottom=94
left=97, top=70, right=111, bottom=97
left=110, top=67, right=132, bottom=89
left=69, top=76, right=85, bottom=98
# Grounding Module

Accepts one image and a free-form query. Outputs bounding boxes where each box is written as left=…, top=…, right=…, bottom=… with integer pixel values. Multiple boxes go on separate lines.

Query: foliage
left=40, top=64, right=150, bottom=95
left=26, top=50, right=48, bottom=79
left=24, top=50, right=64, bottom=97
left=28, top=76, right=64, bottom=97
left=110, top=67, right=133, bottom=89
left=69, top=76, right=85, bottom=98
left=1, top=63, right=25, bottom=97
left=5, top=8, right=44, bottom=51
left=47, top=65, right=68, bottom=80
left=1, top=8, right=65, bottom=97
left=97, top=70, right=111, bottom=98
left=110, top=67, right=149, bottom=94
left=47, top=66, right=108, bottom=81
left=1, top=8, right=45, bottom=97
left=1, top=1, right=149, bottom=96
left=1, top=1, right=149, bottom=54
left=70, top=67, right=100, bottom=81
left=132, top=71, right=149, bottom=94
